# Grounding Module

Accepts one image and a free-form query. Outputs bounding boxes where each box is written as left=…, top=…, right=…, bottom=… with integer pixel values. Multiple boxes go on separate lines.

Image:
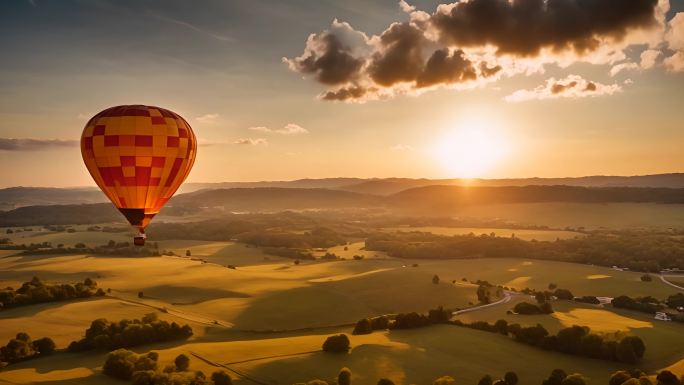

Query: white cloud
left=390, top=144, right=413, bottom=151
left=640, top=49, right=661, bottom=69
left=195, top=113, right=219, bottom=123
left=233, top=138, right=268, bottom=145
left=610, top=62, right=639, bottom=76
left=248, top=123, right=309, bottom=135
left=505, top=75, right=622, bottom=103
left=664, top=12, right=684, bottom=72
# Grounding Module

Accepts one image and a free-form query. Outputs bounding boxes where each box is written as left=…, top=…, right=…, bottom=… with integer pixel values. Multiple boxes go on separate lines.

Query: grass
left=2, top=231, right=684, bottom=384
left=381, top=226, right=582, bottom=241
left=450, top=202, right=684, bottom=229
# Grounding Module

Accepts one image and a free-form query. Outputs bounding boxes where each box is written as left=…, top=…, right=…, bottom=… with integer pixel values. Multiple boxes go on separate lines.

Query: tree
left=548, top=283, right=558, bottom=290
left=553, top=289, right=574, bottom=300
left=338, top=367, right=352, bottom=385
left=353, top=319, right=372, bottom=335
left=378, top=379, right=395, bottom=385
left=103, top=349, right=144, bottom=380
left=641, top=274, right=652, bottom=282
left=478, top=375, right=493, bottom=385
left=174, top=353, right=190, bottom=371
left=542, top=369, right=567, bottom=385
left=433, top=376, right=456, bottom=385
left=504, top=371, right=518, bottom=385
left=32, top=337, right=56, bottom=355
left=610, top=371, right=632, bottom=385
left=322, top=334, right=350, bottom=353
left=212, top=370, right=233, bottom=385
left=656, top=371, right=681, bottom=385
left=616, top=336, right=646, bottom=363
left=433, top=275, right=440, bottom=284
left=561, top=374, right=586, bottom=385
left=535, top=292, right=547, bottom=304
left=138, top=291, right=144, bottom=298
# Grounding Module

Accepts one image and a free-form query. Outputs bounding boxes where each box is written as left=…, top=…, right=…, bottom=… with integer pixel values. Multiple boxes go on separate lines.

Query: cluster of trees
left=15, top=240, right=166, bottom=257
left=288, top=365, right=684, bottom=385
left=0, top=276, right=104, bottom=310
left=0, top=333, right=55, bottom=367
left=260, top=247, right=315, bottom=260
left=68, top=313, right=193, bottom=352
left=322, top=334, right=351, bottom=353
left=512, top=301, right=554, bottom=315
left=575, top=296, right=601, bottom=304
left=352, top=316, right=390, bottom=335
left=611, top=295, right=663, bottom=314
left=0, top=203, right=121, bottom=226
left=391, top=307, right=452, bottom=330
left=666, top=293, right=684, bottom=309
left=453, top=318, right=646, bottom=364
left=103, top=349, right=232, bottom=385
left=365, top=232, right=684, bottom=272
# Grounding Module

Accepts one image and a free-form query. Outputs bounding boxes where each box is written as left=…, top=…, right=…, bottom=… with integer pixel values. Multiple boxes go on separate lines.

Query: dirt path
left=452, top=291, right=515, bottom=316
left=660, top=275, right=684, bottom=291
left=109, top=295, right=234, bottom=328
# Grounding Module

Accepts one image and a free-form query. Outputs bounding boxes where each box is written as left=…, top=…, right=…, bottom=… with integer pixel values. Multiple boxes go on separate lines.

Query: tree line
left=365, top=232, right=684, bottom=272
left=68, top=313, right=193, bottom=352
left=0, top=276, right=104, bottom=310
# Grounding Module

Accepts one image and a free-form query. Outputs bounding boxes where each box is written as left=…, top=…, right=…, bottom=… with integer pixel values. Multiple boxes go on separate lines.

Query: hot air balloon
left=81, top=105, right=197, bottom=246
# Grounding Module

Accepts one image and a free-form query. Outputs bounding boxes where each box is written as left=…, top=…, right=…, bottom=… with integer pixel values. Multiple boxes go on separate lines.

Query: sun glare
left=434, top=118, right=510, bottom=179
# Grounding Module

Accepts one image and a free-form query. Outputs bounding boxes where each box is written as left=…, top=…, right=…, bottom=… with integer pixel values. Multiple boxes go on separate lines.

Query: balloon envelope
left=81, top=105, right=196, bottom=242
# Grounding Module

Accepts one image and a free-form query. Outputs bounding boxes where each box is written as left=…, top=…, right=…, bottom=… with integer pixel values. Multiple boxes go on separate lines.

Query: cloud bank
left=0, top=138, right=80, bottom=151
left=505, top=75, right=622, bottom=102
left=233, top=138, right=268, bottom=145
left=285, top=0, right=674, bottom=102
left=248, top=123, right=309, bottom=135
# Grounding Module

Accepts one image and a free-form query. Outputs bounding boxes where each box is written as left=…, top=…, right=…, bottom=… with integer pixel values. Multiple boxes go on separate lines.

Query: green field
left=1, top=229, right=684, bottom=385
left=381, top=226, right=582, bottom=241
left=449, top=202, right=684, bottom=229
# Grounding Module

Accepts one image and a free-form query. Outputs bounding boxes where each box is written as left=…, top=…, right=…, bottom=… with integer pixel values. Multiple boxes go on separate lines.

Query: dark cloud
left=368, top=23, right=426, bottom=86
left=416, top=49, right=477, bottom=87
left=551, top=80, right=578, bottom=94
left=479, top=62, right=502, bottom=77
left=320, top=85, right=374, bottom=101
left=431, top=0, right=659, bottom=56
left=286, top=0, right=662, bottom=102
left=0, top=138, right=79, bottom=151
left=286, top=32, right=364, bottom=85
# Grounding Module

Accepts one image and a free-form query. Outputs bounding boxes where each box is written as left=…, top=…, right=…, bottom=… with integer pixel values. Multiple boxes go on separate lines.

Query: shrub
left=656, top=371, right=680, bottom=385
left=212, top=370, right=232, bottom=385
left=175, top=353, right=190, bottom=371
left=32, top=337, right=56, bottom=355
left=322, top=334, right=350, bottom=353
left=377, top=379, right=395, bottom=385
left=553, top=289, right=574, bottom=300
left=352, top=318, right=373, bottom=335
left=561, top=374, right=586, bottom=385
left=542, top=369, right=567, bottom=385
left=432, top=275, right=440, bottom=284
left=338, top=367, right=352, bottom=385
left=641, top=274, right=653, bottom=282
left=574, top=296, right=600, bottom=304
left=504, top=371, right=519, bottom=385
left=478, top=375, right=493, bottom=385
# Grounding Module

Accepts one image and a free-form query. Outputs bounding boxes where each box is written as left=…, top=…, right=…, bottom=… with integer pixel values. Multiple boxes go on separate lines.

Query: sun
left=433, top=119, right=510, bottom=179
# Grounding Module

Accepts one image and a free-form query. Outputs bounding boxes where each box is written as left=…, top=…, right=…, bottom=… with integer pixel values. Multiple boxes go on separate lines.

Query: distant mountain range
left=2, top=184, right=683, bottom=227
left=1, top=173, right=683, bottom=211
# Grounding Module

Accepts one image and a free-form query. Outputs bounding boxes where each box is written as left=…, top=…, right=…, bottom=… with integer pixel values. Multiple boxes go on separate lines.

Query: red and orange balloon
left=81, top=105, right=196, bottom=245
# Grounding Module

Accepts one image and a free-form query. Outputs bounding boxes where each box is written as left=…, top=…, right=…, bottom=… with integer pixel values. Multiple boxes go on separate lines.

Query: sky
left=1, top=0, right=683, bottom=188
